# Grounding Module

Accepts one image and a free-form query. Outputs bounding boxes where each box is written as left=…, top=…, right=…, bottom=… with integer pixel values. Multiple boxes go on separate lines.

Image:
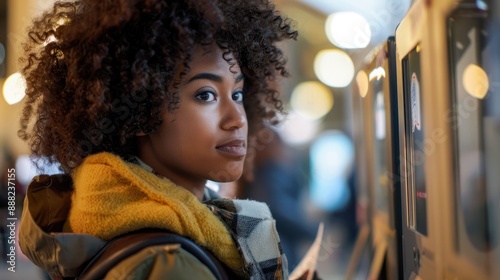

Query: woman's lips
left=216, top=139, right=246, bottom=157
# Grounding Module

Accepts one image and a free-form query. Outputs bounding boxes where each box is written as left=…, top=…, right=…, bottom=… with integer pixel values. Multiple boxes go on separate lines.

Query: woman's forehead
left=185, top=45, right=241, bottom=77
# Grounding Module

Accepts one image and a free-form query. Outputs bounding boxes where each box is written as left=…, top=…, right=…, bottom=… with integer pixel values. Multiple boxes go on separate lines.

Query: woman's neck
left=133, top=156, right=206, bottom=201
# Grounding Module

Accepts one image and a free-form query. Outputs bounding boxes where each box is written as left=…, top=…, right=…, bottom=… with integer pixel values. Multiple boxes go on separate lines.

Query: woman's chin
left=208, top=172, right=243, bottom=183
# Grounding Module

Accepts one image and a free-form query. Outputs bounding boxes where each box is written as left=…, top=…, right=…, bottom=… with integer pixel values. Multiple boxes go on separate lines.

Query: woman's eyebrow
left=186, top=73, right=245, bottom=84
left=187, top=73, right=222, bottom=83
left=235, top=73, right=245, bottom=83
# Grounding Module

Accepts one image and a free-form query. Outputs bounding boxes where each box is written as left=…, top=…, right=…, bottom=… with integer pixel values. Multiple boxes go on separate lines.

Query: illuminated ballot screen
left=447, top=1, right=499, bottom=266
left=402, top=46, right=428, bottom=236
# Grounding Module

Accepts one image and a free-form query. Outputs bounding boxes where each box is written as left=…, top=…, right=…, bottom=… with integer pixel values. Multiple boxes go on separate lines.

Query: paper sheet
left=289, top=223, right=324, bottom=280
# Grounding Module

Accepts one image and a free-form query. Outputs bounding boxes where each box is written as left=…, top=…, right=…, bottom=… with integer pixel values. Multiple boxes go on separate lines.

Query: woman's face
left=137, top=45, right=248, bottom=192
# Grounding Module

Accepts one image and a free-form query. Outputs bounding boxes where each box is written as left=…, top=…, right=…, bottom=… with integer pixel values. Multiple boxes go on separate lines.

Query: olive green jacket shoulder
left=19, top=174, right=217, bottom=280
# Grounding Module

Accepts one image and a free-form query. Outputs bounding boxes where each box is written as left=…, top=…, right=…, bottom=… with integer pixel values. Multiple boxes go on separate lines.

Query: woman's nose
left=220, top=101, right=247, bottom=131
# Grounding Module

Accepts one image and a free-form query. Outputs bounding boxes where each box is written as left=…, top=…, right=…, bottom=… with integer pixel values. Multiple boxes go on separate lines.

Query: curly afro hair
left=18, top=0, right=297, bottom=172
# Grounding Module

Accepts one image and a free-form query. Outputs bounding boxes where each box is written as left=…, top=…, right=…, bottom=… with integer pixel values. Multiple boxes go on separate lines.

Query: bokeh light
left=2, top=72, right=26, bottom=105
left=314, top=49, right=354, bottom=88
left=356, top=70, right=369, bottom=98
left=277, top=111, right=320, bottom=146
left=310, top=130, right=355, bottom=211
left=290, top=81, right=333, bottom=120
left=463, top=63, right=489, bottom=99
left=325, top=12, right=371, bottom=49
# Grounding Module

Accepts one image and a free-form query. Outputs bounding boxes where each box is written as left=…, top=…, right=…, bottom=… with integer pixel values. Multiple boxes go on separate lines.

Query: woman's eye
left=196, top=91, right=217, bottom=102
left=232, top=91, right=244, bottom=102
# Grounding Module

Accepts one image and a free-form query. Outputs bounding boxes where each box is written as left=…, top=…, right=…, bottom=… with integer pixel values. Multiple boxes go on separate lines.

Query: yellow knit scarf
left=63, top=152, right=243, bottom=273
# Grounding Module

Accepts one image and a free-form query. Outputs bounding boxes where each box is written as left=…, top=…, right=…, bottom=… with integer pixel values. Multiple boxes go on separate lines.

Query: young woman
left=17, top=0, right=297, bottom=279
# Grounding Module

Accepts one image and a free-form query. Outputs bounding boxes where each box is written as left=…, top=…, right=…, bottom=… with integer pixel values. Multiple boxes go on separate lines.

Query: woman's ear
left=136, top=131, right=147, bottom=136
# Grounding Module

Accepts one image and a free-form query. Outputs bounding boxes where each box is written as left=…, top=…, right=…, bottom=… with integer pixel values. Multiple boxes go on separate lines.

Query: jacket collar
left=19, top=174, right=106, bottom=278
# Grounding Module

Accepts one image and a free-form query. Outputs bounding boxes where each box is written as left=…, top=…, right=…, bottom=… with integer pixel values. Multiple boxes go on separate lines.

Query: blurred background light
left=206, top=181, right=220, bottom=192
left=3, top=72, right=26, bottom=105
left=375, top=91, right=386, bottom=140
left=369, top=66, right=386, bottom=81
left=277, top=111, right=320, bottom=146
left=15, top=155, right=61, bottom=187
left=314, top=49, right=354, bottom=88
left=325, top=12, right=371, bottom=49
left=356, top=70, right=369, bottom=98
left=310, top=130, right=355, bottom=211
left=290, top=81, right=334, bottom=120
left=463, top=63, right=489, bottom=99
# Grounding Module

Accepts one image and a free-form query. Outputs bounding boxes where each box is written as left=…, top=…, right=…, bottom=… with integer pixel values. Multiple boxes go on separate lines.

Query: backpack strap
left=76, top=229, right=230, bottom=280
